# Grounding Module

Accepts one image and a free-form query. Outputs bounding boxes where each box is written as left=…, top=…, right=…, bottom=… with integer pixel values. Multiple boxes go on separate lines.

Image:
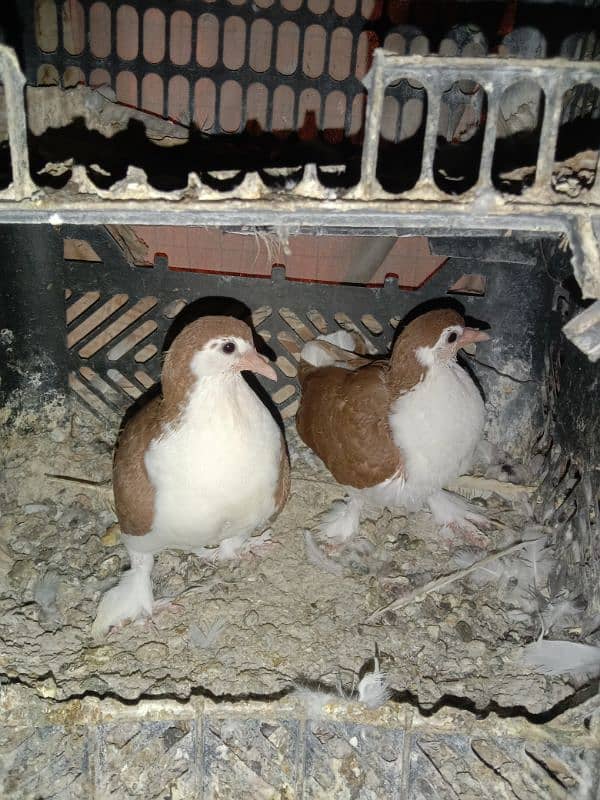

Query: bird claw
left=152, top=597, right=183, bottom=615
left=105, top=597, right=181, bottom=636
left=193, top=530, right=276, bottom=563
left=428, top=491, right=491, bottom=548
left=320, top=540, right=345, bottom=556
left=442, top=520, right=490, bottom=548
left=192, top=545, right=220, bottom=563
left=244, top=528, right=278, bottom=556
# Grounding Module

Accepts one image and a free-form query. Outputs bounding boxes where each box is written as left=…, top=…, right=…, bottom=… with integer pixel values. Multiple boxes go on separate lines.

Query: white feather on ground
left=292, top=687, right=339, bottom=718
left=188, top=619, right=225, bottom=648
left=293, top=655, right=391, bottom=714
left=540, top=598, right=583, bottom=634
left=357, top=656, right=391, bottom=709
left=451, top=530, right=587, bottom=637
left=519, top=535, right=554, bottom=591
left=453, top=530, right=555, bottom=611
left=33, top=570, right=61, bottom=616
left=521, top=640, right=600, bottom=676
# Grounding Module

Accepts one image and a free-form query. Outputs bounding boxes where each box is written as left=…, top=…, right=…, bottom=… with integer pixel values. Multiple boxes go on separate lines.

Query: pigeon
left=92, top=315, right=290, bottom=637
left=296, top=308, right=490, bottom=545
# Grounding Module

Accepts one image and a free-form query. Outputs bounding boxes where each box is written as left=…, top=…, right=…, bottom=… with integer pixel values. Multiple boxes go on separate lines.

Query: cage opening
left=552, top=82, right=600, bottom=199
left=434, top=80, right=488, bottom=194
left=376, top=79, right=427, bottom=193
left=0, top=82, right=11, bottom=190
left=492, top=80, right=545, bottom=195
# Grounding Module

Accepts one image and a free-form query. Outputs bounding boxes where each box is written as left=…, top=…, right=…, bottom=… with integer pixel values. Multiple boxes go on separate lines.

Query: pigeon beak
left=457, top=328, right=490, bottom=348
left=237, top=349, right=278, bottom=381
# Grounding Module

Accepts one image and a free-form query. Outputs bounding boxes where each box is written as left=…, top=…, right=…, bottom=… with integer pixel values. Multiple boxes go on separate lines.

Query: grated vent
left=65, top=287, right=400, bottom=421
left=63, top=227, right=488, bottom=421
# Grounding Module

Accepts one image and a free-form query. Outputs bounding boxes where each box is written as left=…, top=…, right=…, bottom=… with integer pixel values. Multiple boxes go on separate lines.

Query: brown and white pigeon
left=296, top=308, right=490, bottom=545
left=92, top=316, right=290, bottom=637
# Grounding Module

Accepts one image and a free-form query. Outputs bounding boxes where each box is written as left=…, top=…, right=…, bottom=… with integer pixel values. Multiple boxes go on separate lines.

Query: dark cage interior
left=0, top=1, right=600, bottom=798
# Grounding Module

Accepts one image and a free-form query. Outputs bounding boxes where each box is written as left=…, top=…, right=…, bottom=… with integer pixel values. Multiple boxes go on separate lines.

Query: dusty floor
left=0, top=399, right=584, bottom=714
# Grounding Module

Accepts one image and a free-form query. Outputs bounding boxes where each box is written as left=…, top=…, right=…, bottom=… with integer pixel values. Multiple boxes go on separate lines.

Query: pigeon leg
left=193, top=535, right=246, bottom=563
left=319, top=495, right=364, bottom=545
left=92, top=549, right=154, bottom=638
left=193, top=529, right=275, bottom=563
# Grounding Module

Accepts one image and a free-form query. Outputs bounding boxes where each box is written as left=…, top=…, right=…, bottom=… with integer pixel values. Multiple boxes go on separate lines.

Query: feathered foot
left=194, top=529, right=275, bottom=563
left=319, top=496, right=364, bottom=546
left=92, top=551, right=154, bottom=638
left=193, top=536, right=246, bottom=563
left=245, top=528, right=277, bottom=556
left=428, top=490, right=490, bottom=548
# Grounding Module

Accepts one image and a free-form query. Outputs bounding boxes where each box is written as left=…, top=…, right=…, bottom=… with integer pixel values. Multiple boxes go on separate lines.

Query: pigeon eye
left=222, top=341, right=236, bottom=354
left=447, top=332, right=458, bottom=343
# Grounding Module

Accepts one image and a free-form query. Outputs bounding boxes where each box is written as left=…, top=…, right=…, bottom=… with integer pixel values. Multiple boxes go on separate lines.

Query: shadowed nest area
left=0, top=395, right=595, bottom=718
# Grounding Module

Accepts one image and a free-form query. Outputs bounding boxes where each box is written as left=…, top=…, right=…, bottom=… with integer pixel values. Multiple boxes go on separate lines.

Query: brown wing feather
left=296, top=363, right=402, bottom=489
left=273, top=431, right=291, bottom=515
left=112, top=396, right=164, bottom=536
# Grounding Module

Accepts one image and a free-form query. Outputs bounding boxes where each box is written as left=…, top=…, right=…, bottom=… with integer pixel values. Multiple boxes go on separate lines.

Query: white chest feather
left=144, top=375, right=281, bottom=549
left=386, top=361, right=484, bottom=506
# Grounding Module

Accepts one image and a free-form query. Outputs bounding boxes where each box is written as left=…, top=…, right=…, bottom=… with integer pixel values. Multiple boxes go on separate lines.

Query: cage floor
left=0, top=400, right=576, bottom=715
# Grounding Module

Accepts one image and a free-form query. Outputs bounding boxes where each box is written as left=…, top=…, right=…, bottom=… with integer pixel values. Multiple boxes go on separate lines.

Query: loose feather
left=540, top=598, right=582, bottom=634
left=292, top=687, right=339, bottom=717
left=522, top=640, right=600, bottom=676
left=188, top=619, right=225, bottom=648
left=293, top=650, right=391, bottom=713
left=357, top=655, right=391, bottom=709
left=453, top=530, right=581, bottom=635
left=519, top=535, right=554, bottom=591
left=33, top=570, right=61, bottom=621
left=366, top=538, right=538, bottom=623
left=453, top=529, right=554, bottom=608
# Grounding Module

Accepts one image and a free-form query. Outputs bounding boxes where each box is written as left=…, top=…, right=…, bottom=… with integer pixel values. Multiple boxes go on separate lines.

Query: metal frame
left=0, top=45, right=599, bottom=357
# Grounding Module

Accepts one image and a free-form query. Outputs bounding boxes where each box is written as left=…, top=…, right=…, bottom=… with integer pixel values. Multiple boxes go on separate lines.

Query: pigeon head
left=162, top=316, right=276, bottom=401
left=392, top=309, right=490, bottom=370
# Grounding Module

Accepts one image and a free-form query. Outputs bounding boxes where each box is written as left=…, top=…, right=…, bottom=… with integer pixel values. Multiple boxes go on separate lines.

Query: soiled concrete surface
left=0, top=401, right=579, bottom=713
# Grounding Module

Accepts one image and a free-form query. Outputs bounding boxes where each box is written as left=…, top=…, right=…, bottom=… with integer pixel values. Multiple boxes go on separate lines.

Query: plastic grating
left=22, top=0, right=377, bottom=137
left=63, top=227, right=499, bottom=421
